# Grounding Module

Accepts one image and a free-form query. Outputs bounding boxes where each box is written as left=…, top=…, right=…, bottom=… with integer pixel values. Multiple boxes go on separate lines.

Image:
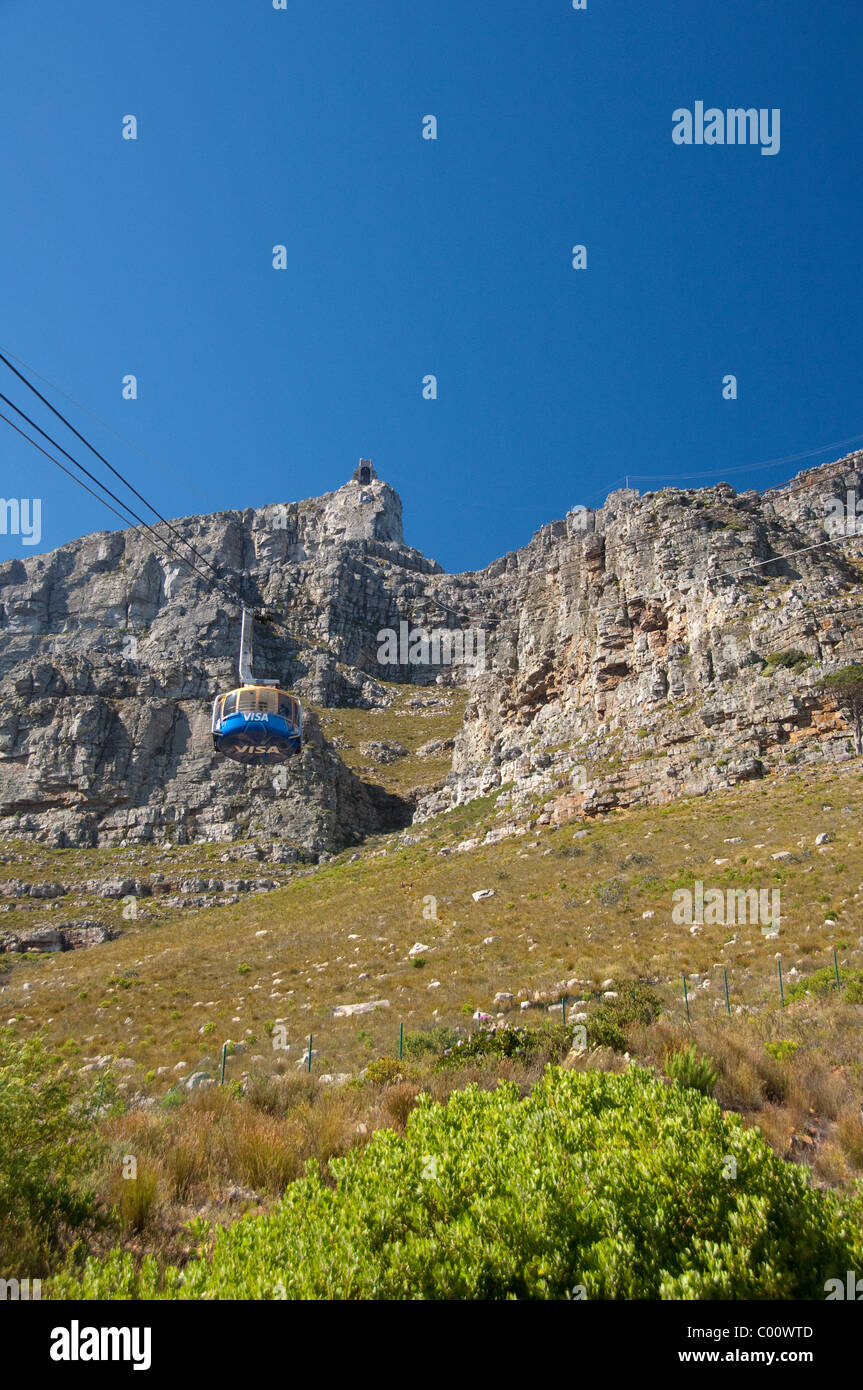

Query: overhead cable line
left=0, top=343, right=213, bottom=508
left=0, top=349, right=228, bottom=591
left=0, top=411, right=140, bottom=531
left=719, top=533, right=862, bottom=580
left=625, top=432, right=863, bottom=484
left=0, top=387, right=334, bottom=655
left=0, top=389, right=242, bottom=605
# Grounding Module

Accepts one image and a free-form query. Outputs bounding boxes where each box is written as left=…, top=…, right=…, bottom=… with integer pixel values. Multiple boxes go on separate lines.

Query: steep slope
left=2, top=453, right=863, bottom=851
left=424, top=452, right=863, bottom=825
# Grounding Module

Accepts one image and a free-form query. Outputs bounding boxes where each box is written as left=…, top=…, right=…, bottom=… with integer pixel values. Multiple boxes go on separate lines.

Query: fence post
left=398, top=1021, right=404, bottom=1061
left=778, top=958, right=785, bottom=1008
left=220, top=1042, right=227, bottom=1085
left=833, top=948, right=841, bottom=989
left=562, top=997, right=567, bottom=1027
left=307, top=1033, right=313, bottom=1073
left=682, top=972, right=690, bottom=1022
left=723, top=968, right=731, bottom=1016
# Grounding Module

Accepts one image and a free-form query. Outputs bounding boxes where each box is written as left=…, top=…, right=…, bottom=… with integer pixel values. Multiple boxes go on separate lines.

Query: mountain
left=2, top=452, right=862, bottom=853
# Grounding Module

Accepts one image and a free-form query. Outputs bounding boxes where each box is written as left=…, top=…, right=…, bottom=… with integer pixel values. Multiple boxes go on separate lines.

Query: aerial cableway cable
left=0, top=387, right=304, bottom=765
left=0, top=410, right=141, bottom=531
left=0, top=357, right=327, bottom=638
left=0, top=379, right=335, bottom=664
left=0, top=343, right=216, bottom=511
left=0, top=388, right=244, bottom=607
left=0, top=349, right=229, bottom=593
left=0, top=349, right=498, bottom=637
left=0, top=364, right=308, bottom=764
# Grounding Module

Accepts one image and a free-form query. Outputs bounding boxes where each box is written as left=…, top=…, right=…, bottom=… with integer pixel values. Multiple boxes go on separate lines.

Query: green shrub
left=596, top=877, right=625, bottom=906
left=0, top=1029, right=101, bottom=1276
left=785, top=965, right=863, bottom=1004
left=665, top=1043, right=719, bottom=1096
left=403, top=1026, right=460, bottom=1058
left=763, top=649, right=809, bottom=673
left=435, top=1023, right=571, bottom=1068
left=587, top=981, right=662, bottom=1052
left=364, top=1056, right=405, bottom=1086
left=115, top=1166, right=160, bottom=1234
left=53, top=1066, right=863, bottom=1300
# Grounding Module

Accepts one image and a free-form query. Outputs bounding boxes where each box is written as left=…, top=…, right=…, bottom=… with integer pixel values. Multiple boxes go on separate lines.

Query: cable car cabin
left=211, top=685, right=302, bottom=764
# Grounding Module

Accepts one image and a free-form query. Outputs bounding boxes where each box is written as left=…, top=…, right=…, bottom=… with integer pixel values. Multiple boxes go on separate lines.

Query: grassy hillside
left=315, top=682, right=464, bottom=796
left=2, top=738, right=863, bottom=1291
left=3, top=761, right=862, bottom=1082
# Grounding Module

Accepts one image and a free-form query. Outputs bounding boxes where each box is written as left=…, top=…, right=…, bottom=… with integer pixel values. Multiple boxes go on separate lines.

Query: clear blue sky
left=1, top=0, right=861, bottom=572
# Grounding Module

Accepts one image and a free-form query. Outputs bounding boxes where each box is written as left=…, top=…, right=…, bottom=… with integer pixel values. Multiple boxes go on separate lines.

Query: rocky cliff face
left=423, top=452, right=863, bottom=831
left=2, top=455, right=862, bottom=852
left=0, top=476, right=425, bottom=850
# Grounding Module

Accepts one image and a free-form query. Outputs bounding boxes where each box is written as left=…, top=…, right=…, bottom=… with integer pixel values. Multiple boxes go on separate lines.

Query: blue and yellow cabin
left=211, top=685, right=302, bottom=764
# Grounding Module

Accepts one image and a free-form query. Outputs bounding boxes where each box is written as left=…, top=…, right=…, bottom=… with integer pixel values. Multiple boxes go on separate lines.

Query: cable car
left=212, top=609, right=302, bottom=764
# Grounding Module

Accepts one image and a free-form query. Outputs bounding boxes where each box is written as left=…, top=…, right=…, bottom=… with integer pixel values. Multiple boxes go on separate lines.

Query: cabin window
left=237, top=687, right=277, bottom=714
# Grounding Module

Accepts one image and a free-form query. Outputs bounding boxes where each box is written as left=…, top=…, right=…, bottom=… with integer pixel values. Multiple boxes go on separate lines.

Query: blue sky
left=1, top=0, right=861, bottom=572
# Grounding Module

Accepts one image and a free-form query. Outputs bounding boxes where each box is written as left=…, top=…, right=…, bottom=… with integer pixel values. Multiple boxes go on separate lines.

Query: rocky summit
left=1, top=453, right=862, bottom=853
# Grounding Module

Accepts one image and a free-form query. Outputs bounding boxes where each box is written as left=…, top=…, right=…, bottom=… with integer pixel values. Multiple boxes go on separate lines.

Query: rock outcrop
left=2, top=454, right=863, bottom=850
left=424, top=453, right=863, bottom=825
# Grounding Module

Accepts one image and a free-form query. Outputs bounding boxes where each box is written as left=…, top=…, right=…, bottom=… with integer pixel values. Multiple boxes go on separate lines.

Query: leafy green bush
left=785, top=965, right=863, bottom=1004
left=596, top=877, right=625, bottom=906
left=665, top=1043, right=718, bottom=1096
left=763, top=649, right=809, bottom=674
left=403, top=1026, right=460, bottom=1058
left=364, top=1057, right=405, bottom=1086
left=52, top=1066, right=863, bottom=1300
left=434, top=1022, right=570, bottom=1068
left=0, top=1029, right=101, bottom=1276
left=587, top=981, right=662, bottom=1052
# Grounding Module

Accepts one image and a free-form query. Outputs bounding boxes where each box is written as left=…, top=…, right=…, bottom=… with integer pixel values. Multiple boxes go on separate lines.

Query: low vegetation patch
left=0, top=1030, right=103, bottom=1277
left=587, top=981, right=663, bottom=1052
left=53, top=1066, right=863, bottom=1301
left=785, top=965, right=863, bottom=1005
left=665, top=1042, right=719, bottom=1097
